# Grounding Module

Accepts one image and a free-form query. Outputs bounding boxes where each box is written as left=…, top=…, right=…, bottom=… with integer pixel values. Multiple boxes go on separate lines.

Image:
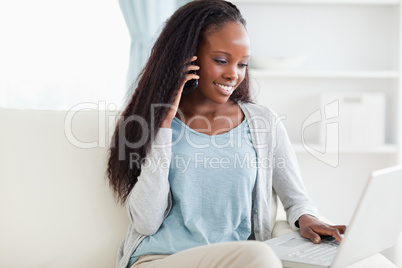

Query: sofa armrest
left=272, top=220, right=294, bottom=238
left=271, top=199, right=293, bottom=238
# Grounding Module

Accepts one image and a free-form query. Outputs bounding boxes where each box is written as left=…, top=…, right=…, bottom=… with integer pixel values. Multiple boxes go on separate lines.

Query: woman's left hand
left=298, top=214, right=347, bottom=244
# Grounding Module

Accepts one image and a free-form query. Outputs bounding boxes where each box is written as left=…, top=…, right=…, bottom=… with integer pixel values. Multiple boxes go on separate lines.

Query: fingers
left=186, top=56, right=199, bottom=71
left=318, top=226, right=343, bottom=243
left=301, top=227, right=321, bottom=244
left=179, top=72, right=199, bottom=95
left=330, top=225, right=347, bottom=243
left=306, top=225, right=346, bottom=244
left=298, top=214, right=348, bottom=244
left=187, top=63, right=200, bottom=72
left=299, top=216, right=347, bottom=244
left=184, top=72, right=199, bottom=83
left=180, top=56, right=200, bottom=91
left=319, top=225, right=347, bottom=243
left=188, top=55, right=197, bottom=64
left=160, top=56, right=199, bottom=128
left=332, top=224, right=347, bottom=235
left=186, top=57, right=200, bottom=72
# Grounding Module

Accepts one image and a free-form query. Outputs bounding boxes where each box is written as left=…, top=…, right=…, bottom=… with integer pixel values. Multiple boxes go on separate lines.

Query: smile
left=213, top=82, right=235, bottom=93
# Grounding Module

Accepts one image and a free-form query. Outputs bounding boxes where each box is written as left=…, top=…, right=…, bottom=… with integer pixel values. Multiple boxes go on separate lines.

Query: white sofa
left=0, top=108, right=396, bottom=268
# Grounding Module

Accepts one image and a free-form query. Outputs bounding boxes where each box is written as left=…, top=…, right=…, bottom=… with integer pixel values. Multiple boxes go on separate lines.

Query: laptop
left=265, top=165, right=402, bottom=268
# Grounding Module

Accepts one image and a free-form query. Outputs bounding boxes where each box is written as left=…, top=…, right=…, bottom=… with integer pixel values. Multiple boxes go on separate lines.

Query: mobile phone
left=182, top=62, right=198, bottom=95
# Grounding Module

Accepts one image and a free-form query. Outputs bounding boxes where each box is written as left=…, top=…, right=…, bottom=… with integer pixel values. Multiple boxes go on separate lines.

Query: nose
left=223, top=65, right=239, bottom=81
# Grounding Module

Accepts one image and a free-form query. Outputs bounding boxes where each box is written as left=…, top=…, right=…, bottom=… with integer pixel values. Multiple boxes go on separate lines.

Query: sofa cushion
left=0, top=108, right=128, bottom=268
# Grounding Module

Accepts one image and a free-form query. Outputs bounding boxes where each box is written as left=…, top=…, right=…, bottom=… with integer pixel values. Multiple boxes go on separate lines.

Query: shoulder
left=238, top=101, right=280, bottom=121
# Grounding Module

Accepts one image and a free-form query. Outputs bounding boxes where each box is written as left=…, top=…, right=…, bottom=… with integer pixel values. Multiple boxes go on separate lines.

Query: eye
left=214, top=59, right=227, bottom=65
left=238, top=63, right=249, bottom=68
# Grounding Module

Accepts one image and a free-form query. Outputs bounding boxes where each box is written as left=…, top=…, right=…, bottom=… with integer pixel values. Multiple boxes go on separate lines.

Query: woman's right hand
left=160, top=56, right=199, bottom=128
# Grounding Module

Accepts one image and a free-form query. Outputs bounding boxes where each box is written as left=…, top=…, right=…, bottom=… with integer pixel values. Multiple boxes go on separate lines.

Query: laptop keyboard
left=287, top=236, right=340, bottom=262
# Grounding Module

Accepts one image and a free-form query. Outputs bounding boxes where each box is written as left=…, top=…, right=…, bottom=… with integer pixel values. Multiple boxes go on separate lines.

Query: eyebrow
left=212, top=51, right=250, bottom=58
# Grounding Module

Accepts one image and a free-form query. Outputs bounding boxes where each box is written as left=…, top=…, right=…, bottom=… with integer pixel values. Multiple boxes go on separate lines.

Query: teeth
left=214, top=83, right=234, bottom=92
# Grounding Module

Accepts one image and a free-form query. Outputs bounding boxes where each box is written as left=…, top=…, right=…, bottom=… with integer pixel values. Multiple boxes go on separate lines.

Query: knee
left=237, top=241, right=282, bottom=268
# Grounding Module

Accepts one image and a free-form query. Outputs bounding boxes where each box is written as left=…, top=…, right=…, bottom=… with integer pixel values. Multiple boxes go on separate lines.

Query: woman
left=108, top=1, right=346, bottom=268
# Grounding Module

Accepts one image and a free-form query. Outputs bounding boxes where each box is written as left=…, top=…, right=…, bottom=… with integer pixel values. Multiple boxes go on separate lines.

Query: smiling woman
left=192, top=22, right=250, bottom=102
left=178, top=22, right=250, bottom=135
left=0, top=0, right=129, bottom=110
left=106, top=1, right=346, bottom=268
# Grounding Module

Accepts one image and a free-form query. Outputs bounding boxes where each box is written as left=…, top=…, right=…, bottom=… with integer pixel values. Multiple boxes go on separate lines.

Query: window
left=0, top=0, right=130, bottom=110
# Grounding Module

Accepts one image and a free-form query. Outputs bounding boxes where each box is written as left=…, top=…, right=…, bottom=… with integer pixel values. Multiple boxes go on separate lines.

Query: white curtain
left=118, top=0, right=191, bottom=90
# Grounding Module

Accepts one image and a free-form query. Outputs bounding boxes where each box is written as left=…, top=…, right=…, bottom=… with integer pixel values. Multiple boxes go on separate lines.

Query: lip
left=213, top=82, right=236, bottom=96
left=214, top=82, right=236, bottom=87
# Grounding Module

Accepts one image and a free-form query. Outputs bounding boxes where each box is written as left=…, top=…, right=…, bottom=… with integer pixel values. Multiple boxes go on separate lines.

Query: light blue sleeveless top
left=128, top=117, right=257, bottom=267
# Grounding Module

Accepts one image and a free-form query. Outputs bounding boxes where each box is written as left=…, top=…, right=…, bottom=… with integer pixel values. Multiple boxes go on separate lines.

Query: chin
left=195, top=84, right=236, bottom=104
left=208, top=95, right=232, bottom=105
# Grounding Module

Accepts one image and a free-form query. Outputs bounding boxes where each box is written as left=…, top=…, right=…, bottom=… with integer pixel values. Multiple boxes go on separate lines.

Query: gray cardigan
left=115, top=102, right=319, bottom=268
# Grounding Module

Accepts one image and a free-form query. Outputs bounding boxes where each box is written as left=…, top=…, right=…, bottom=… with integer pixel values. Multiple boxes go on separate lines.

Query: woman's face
left=194, top=22, right=250, bottom=104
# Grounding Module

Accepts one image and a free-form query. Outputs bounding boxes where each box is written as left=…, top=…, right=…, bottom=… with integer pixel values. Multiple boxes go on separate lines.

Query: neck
left=179, top=94, right=236, bottom=119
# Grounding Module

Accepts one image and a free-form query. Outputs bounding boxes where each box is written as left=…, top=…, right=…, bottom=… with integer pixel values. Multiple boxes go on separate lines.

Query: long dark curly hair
left=108, top=0, right=252, bottom=204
